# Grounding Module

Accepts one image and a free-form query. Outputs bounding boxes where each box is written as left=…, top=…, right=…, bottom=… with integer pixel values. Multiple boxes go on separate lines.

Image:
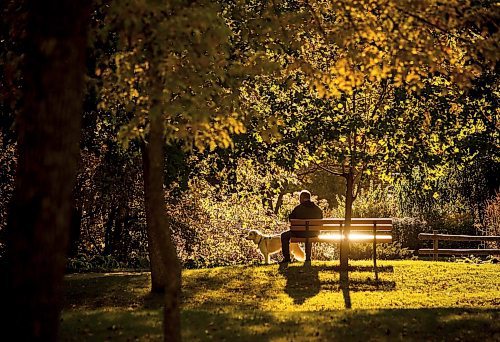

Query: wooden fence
left=418, top=231, right=500, bottom=260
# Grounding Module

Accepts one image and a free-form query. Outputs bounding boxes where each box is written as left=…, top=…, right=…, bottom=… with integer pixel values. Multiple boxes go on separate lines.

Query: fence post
left=433, top=230, right=438, bottom=261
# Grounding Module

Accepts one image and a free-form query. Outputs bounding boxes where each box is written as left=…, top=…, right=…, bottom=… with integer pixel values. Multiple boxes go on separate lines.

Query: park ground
left=61, top=260, right=500, bottom=341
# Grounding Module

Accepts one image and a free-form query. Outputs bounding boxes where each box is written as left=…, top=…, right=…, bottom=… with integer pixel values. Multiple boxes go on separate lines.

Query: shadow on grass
left=64, top=273, right=158, bottom=309
left=340, top=268, right=351, bottom=309
left=278, top=261, right=320, bottom=305
left=278, top=262, right=396, bottom=308
left=62, top=306, right=500, bottom=341
left=182, top=307, right=500, bottom=342
left=322, top=277, right=397, bottom=292
left=331, top=265, right=394, bottom=273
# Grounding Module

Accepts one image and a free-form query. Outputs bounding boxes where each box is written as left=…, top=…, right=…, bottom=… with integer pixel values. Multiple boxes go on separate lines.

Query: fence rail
left=418, top=231, right=500, bottom=260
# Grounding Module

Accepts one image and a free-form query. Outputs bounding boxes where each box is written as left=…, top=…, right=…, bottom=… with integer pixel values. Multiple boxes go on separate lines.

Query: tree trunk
left=274, top=184, right=288, bottom=215
left=141, top=113, right=181, bottom=341
left=340, top=171, right=354, bottom=270
left=3, top=2, right=90, bottom=340
left=104, top=207, right=117, bottom=256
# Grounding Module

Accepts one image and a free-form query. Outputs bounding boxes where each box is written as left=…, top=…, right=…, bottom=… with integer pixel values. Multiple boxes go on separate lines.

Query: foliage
left=450, top=254, right=500, bottom=265
left=347, top=242, right=413, bottom=260
left=167, top=159, right=297, bottom=268
left=288, top=0, right=499, bottom=96
left=392, top=217, right=429, bottom=251
left=0, top=136, right=15, bottom=257
left=61, top=260, right=500, bottom=340
left=484, top=192, right=500, bottom=249
left=329, top=182, right=397, bottom=218
left=66, top=254, right=150, bottom=273
left=95, top=0, right=271, bottom=151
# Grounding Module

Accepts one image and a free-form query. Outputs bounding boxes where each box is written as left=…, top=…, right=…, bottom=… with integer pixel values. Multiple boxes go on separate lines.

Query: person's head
left=299, top=190, right=312, bottom=203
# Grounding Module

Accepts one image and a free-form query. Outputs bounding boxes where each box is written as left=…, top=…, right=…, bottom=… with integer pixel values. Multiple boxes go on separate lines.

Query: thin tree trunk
left=3, top=2, right=90, bottom=340
left=274, top=182, right=288, bottom=215
left=104, top=207, right=117, bottom=255
left=340, top=171, right=354, bottom=270
left=68, top=205, right=83, bottom=258
left=141, top=112, right=181, bottom=341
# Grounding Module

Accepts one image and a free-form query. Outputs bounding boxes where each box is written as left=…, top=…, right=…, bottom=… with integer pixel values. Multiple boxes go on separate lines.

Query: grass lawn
left=61, top=260, right=500, bottom=341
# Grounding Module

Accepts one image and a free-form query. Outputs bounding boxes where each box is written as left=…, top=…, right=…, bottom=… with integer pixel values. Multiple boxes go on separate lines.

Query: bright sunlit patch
left=348, top=233, right=392, bottom=241
left=318, top=232, right=342, bottom=240
left=318, top=232, right=392, bottom=241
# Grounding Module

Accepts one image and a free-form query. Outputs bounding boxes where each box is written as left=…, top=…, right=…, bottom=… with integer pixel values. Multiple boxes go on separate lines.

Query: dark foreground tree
left=3, top=1, right=90, bottom=340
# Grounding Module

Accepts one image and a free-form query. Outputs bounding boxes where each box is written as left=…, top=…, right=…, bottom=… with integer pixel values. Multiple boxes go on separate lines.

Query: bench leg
left=338, top=242, right=341, bottom=266
left=305, top=240, right=312, bottom=261
left=373, top=241, right=378, bottom=282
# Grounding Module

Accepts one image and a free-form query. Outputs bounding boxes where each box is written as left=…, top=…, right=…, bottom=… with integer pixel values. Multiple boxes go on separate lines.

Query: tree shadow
left=63, top=272, right=151, bottom=309
left=339, top=268, right=351, bottom=309
left=62, top=301, right=500, bottom=341
left=278, top=261, right=321, bottom=305
left=331, top=265, right=394, bottom=273
left=181, top=307, right=500, bottom=341
left=322, top=277, right=396, bottom=292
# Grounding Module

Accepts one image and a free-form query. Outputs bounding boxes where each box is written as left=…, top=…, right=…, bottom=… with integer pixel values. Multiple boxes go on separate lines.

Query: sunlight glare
left=318, top=232, right=392, bottom=241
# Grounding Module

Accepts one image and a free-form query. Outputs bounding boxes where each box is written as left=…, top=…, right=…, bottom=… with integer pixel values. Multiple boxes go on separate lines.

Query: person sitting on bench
left=280, top=190, right=323, bottom=263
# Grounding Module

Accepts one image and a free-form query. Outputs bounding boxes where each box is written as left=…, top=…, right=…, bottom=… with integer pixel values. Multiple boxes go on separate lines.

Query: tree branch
left=315, top=162, right=346, bottom=177
left=394, top=5, right=470, bottom=45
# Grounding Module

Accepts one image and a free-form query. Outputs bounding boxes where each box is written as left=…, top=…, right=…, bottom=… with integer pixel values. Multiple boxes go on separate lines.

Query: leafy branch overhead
left=96, top=0, right=277, bottom=151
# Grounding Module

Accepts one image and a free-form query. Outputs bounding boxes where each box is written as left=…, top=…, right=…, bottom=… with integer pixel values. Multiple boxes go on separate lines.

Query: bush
left=66, top=254, right=149, bottom=273
left=328, top=182, right=397, bottom=218
left=392, top=217, right=429, bottom=251
left=484, top=192, right=500, bottom=249
left=338, top=242, right=412, bottom=260
left=167, top=178, right=289, bottom=268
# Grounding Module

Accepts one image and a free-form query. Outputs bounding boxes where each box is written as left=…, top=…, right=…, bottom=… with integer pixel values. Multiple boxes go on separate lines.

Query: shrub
left=167, top=178, right=289, bottom=268
left=65, top=254, right=147, bottom=273
left=328, top=182, right=397, bottom=218
left=392, top=217, right=429, bottom=251
left=484, top=192, right=500, bottom=249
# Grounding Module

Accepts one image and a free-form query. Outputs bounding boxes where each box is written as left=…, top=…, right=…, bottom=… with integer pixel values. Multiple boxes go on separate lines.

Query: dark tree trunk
left=340, top=171, right=354, bottom=270
left=3, top=2, right=90, bottom=340
left=141, top=113, right=181, bottom=341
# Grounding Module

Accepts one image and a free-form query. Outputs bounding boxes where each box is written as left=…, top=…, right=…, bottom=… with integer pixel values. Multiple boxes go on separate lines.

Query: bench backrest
left=290, top=218, right=393, bottom=231
left=289, top=218, right=393, bottom=243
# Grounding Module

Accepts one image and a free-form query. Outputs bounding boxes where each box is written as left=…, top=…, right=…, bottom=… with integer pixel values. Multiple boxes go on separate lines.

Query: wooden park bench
left=290, top=218, right=393, bottom=278
left=418, top=231, right=500, bottom=260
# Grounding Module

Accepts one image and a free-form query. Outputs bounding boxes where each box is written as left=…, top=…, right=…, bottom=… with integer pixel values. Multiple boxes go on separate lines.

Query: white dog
left=245, top=230, right=305, bottom=264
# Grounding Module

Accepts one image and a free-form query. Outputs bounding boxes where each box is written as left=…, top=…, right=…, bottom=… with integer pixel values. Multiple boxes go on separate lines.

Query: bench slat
left=291, top=224, right=393, bottom=231
left=291, top=235, right=393, bottom=243
left=290, top=218, right=393, bottom=225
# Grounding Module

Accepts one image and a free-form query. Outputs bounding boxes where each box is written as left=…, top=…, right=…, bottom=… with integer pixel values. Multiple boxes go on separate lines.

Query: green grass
left=61, top=260, right=500, bottom=341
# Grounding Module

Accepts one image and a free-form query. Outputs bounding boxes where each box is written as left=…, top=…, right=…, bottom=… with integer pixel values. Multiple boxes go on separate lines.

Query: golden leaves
left=189, top=116, right=247, bottom=153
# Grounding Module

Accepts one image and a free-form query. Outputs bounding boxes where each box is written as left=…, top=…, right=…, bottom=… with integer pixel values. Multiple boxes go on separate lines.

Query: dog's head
left=245, top=230, right=261, bottom=244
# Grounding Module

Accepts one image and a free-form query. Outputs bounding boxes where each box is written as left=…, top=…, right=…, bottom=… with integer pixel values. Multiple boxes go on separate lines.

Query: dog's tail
left=290, top=243, right=305, bottom=261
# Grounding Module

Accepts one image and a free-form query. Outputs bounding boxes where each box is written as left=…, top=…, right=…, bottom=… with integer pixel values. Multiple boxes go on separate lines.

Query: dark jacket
left=288, top=200, right=323, bottom=220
